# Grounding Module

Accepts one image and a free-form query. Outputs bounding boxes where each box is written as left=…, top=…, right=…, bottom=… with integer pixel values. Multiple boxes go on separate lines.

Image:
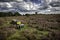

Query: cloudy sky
left=0, top=0, right=60, bottom=12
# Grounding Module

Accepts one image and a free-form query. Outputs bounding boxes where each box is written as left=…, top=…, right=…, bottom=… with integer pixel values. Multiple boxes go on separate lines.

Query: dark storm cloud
left=24, top=0, right=41, bottom=4
left=0, top=0, right=60, bottom=12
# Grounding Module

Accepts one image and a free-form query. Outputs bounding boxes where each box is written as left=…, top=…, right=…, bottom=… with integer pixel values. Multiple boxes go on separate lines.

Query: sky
left=0, top=0, right=60, bottom=13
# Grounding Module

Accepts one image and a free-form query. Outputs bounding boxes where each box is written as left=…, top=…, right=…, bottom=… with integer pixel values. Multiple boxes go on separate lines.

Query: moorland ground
left=0, top=14, right=60, bottom=40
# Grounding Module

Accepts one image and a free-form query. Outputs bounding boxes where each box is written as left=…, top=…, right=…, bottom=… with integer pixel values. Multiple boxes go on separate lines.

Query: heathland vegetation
left=0, top=12, right=60, bottom=40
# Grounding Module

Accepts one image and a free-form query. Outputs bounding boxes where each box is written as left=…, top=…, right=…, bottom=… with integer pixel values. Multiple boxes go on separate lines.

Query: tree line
left=0, top=12, right=38, bottom=17
left=0, top=12, right=21, bottom=17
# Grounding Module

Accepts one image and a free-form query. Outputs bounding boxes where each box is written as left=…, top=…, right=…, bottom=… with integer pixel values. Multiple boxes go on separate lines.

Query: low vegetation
left=0, top=14, right=60, bottom=40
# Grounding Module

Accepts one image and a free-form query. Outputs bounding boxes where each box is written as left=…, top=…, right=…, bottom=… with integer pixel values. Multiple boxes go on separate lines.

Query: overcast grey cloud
left=0, top=0, right=60, bottom=13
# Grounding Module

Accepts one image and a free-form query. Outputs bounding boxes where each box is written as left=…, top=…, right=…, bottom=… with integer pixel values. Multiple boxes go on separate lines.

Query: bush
left=0, top=27, right=16, bottom=40
left=0, top=19, right=5, bottom=26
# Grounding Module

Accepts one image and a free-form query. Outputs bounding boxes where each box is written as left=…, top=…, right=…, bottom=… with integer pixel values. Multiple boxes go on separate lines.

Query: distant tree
left=0, top=12, right=21, bottom=17
left=35, top=12, right=38, bottom=15
left=25, top=14, right=30, bottom=17
left=14, top=12, right=21, bottom=16
left=0, top=12, right=5, bottom=17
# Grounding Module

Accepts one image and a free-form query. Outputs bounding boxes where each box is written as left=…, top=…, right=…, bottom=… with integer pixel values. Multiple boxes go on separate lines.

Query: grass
left=0, top=14, right=60, bottom=40
left=7, top=23, right=49, bottom=40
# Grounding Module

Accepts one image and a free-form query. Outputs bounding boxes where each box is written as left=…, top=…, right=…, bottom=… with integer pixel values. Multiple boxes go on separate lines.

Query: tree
left=14, top=12, right=21, bottom=16
left=35, top=12, right=38, bottom=15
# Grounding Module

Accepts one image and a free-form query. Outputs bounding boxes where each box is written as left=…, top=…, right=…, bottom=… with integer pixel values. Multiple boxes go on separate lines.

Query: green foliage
left=0, top=12, right=21, bottom=17
left=13, top=12, right=21, bottom=16
left=25, top=14, right=30, bottom=17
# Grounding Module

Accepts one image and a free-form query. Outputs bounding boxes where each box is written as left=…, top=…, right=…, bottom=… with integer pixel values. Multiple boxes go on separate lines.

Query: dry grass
left=0, top=14, right=60, bottom=40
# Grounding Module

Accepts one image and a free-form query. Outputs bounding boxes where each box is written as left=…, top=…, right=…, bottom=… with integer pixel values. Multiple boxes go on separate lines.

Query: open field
left=0, top=14, right=60, bottom=40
